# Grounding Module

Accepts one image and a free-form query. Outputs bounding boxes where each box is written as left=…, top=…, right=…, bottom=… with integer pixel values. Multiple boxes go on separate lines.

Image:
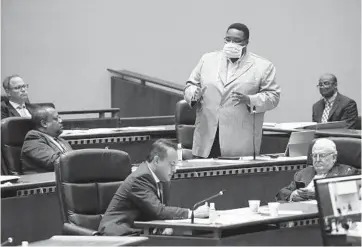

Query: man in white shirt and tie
left=276, top=138, right=358, bottom=202
left=1, top=75, right=32, bottom=119
left=21, top=106, right=72, bottom=173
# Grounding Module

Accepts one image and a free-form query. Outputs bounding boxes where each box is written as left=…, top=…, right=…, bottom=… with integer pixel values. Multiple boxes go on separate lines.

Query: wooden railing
left=58, top=108, right=120, bottom=118
left=107, top=69, right=184, bottom=95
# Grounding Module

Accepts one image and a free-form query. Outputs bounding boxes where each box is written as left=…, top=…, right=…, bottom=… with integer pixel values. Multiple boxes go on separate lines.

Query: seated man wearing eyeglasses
left=1, top=75, right=32, bottom=119
left=312, top=73, right=358, bottom=129
left=276, top=138, right=358, bottom=202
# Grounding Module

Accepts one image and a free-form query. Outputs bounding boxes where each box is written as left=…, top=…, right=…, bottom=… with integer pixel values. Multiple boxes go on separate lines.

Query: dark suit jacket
left=276, top=163, right=358, bottom=201
left=98, top=163, right=189, bottom=236
left=1, top=100, right=34, bottom=119
left=21, top=130, right=73, bottom=173
left=312, top=93, right=358, bottom=129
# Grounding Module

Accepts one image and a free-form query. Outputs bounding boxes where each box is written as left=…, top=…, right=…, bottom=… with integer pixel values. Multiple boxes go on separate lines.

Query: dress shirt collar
left=9, top=100, right=26, bottom=110
left=146, top=162, right=160, bottom=184
left=324, top=91, right=338, bottom=105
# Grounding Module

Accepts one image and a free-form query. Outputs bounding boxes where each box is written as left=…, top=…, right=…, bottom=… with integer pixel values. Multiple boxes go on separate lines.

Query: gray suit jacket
left=312, top=93, right=358, bottom=129
left=1, top=100, right=34, bottom=119
left=98, top=163, right=189, bottom=236
left=184, top=51, right=280, bottom=157
left=21, top=130, right=73, bottom=173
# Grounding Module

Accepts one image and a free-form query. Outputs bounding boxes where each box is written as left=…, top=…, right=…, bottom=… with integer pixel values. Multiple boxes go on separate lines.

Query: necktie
left=157, top=182, right=164, bottom=204
left=321, top=101, right=331, bottom=123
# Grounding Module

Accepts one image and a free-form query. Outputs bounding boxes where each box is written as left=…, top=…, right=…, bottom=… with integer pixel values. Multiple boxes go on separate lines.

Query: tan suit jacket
left=184, top=50, right=280, bottom=157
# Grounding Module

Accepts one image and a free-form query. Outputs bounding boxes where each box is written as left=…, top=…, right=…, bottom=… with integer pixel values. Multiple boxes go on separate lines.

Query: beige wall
left=1, top=0, right=361, bottom=122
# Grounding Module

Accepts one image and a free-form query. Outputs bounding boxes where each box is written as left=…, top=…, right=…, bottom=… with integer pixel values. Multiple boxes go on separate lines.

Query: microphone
left=252, top=106, right=256, bottom=160
left=2, top=237, right=13, bottom=246
left=191, top=190, right=225, bottom=223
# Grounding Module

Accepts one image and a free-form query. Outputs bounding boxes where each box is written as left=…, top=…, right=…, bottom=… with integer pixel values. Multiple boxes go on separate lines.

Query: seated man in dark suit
left=312, top=73, right=358, bottom=129
left=276, top=138, right=357, bottom=202
left=1, top=75, right=33, bottom=119
left=21, top=106, right=72, bottom=173
left=99, top=139, right=209, bottom=236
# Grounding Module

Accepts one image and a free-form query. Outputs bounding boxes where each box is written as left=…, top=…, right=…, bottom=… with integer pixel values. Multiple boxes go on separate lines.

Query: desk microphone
left=252, top=106, right=256, bottom=160
left=2, top=237, right=13, bottom=246
left=191, top=190, right=225, bottom=223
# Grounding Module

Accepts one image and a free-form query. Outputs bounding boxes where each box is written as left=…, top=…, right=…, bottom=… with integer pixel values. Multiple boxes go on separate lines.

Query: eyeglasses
left=316, top=81, right=334, bottom=88
left=9, top=84, right=29, bottom=90
left=224, top=37, right=247, bottom=44
left=311, top=153, right=334, bottom=159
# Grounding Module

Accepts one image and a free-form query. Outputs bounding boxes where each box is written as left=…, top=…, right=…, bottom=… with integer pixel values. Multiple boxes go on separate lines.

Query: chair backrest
left=306, top=137, right=361, bottom=169
left=56, top=149, right=131, bottom=231
left=175, top=100, right=196, bottom=149
left=1, top=117, right=34, bottom=174
left=355, top=116, right=361, bottom=130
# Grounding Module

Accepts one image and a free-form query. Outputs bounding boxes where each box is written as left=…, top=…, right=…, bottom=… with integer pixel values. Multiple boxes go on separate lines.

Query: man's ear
left=40, top=119, right=47, bottom=128
left=153, top=155, right=160, bottom=166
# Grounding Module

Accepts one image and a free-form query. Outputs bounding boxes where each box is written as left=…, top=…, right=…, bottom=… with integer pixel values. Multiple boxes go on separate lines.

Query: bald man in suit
left=312, top=73, right=358, bottom=129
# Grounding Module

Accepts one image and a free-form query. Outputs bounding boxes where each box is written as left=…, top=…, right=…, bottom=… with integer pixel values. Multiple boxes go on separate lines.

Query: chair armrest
left=63, top=223, right=101, bottom=236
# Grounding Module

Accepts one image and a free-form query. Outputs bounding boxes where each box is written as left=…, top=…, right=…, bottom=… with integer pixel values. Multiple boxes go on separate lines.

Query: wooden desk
left=135, top=201, right=322, bottom=245
left=60, top=125, right=176, bottom=164
left=315, top=128, right=361, bottom=139
left=21, top=235, right=148, bottom=246
left=1, top=156, right=307, bottom=244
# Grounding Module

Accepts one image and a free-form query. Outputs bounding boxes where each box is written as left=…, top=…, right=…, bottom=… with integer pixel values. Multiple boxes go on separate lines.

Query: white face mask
left=223, top=42, right=245, bottom=59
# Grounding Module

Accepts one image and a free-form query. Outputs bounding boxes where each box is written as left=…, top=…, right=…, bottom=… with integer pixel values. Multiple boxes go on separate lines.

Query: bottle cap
left=177, top=143, right=182, bottom=148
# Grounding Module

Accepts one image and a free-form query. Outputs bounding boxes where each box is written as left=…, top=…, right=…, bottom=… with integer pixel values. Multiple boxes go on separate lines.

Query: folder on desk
left=285, top=130, right=315, bottom=157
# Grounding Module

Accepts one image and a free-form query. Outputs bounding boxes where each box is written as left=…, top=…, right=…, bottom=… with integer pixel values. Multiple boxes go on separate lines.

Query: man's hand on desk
left=290, top=188, right=315, bottom=201
left=193, top=202, right=210, bottom=218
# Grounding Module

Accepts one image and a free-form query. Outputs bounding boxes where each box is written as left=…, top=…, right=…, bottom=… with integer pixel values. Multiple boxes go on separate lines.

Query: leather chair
left=306, top=137, right=361, bottom=170
left=1, top=117, right=34, bottom=174
left=55, top=149, right=131, bottom=235
left=175, top=100, right=196, bottom=160
left=355, top=116, right=361, bottom=130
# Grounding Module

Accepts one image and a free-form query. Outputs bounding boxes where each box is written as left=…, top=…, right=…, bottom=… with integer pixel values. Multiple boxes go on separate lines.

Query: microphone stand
left=191, top=190, right=225, bottom=223
left=1, top=237, right=13, bottom=246
left=252, top=106, right=256, bottom=160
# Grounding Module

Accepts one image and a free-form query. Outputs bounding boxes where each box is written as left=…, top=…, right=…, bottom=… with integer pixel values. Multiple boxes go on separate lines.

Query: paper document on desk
left=275, top=122, right=317, bottom=130
left=300, top=200, right=318, bottom=204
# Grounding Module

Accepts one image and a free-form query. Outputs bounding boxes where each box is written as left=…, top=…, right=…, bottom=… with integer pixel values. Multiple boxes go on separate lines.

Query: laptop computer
left=284, top=130, right=315, bottom=157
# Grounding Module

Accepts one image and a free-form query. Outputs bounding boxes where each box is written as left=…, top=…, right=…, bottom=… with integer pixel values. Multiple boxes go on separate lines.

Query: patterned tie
left=157, top=182, right=164, bottom=204
left=321, top=101, right=331, bottom=123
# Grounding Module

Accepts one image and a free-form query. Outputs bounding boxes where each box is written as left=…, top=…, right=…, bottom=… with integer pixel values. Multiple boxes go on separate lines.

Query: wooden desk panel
left=1, top=157, right=306, bottom=244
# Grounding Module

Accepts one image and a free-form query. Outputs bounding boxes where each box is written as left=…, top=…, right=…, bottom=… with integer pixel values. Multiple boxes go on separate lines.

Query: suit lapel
left=218, top=55, right=228, bottom=85
left=224, top=52, right=254, bottom=87
left=7, top=102, right=21, bottom=117
left=327, top=93, right=340, bottom=121
left=300, top=168, right=316, bottom=186
left=315, top=100, right=325, bottom=122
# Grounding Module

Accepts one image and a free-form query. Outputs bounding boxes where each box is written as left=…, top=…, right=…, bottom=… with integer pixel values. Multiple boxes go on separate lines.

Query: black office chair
left=55, top=149, right=131, bottom=235
left=1, top=117, right=34, bottom=175
left=175, top=100, right=196, bottom=160
left=355, top=116, right=361, bottom=130
left=306, top=137, right=361, bottom=170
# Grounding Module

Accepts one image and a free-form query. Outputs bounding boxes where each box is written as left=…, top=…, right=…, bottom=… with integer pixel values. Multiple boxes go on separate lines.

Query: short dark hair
left=32, top=106, right=55, bottom=129
left=227, top=23, right=250, bottom=40
left=146, top=139, right=177, bottom=163
left=2, top=75, right=22, bottom=90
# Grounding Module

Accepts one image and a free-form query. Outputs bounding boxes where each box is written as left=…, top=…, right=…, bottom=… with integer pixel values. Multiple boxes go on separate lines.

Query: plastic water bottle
left=209, top=202, right=217, bottom=224
left=177, top=143, right=183, bottom=164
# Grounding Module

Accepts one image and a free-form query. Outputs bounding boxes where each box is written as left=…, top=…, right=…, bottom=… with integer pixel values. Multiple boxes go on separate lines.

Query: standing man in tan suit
left=184, top=23, right=281, bottom=158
